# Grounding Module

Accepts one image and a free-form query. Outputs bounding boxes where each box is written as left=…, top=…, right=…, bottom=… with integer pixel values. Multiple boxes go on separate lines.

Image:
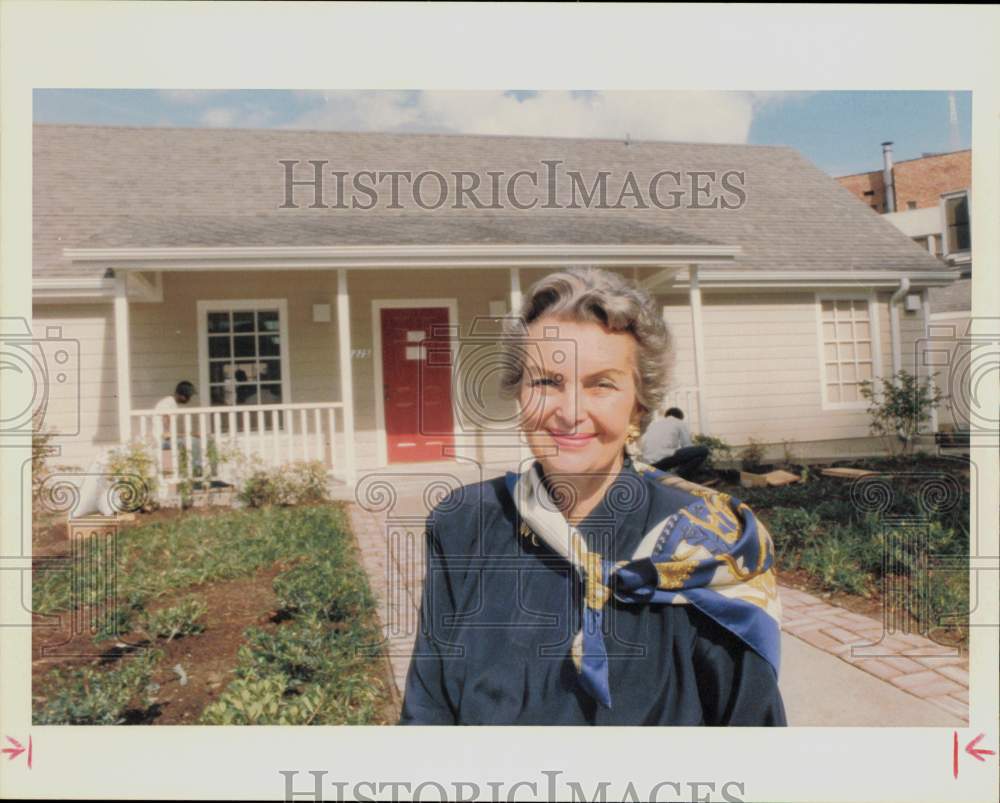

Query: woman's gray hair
left=499, top=266, right=672, bottom=432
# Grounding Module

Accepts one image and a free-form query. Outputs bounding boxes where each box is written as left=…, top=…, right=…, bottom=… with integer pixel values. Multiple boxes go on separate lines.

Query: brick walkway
left=780, top=588, right=969, bottom=722
left=347, top=503, right=969, bottom=725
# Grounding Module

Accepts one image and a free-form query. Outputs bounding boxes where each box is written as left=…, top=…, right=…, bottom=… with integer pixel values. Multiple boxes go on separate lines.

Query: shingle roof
left=34, top=123, right=950, bottom=280
left=928, top=275, right=972, bottom=313
left=73, top=213, right=721, bottom=249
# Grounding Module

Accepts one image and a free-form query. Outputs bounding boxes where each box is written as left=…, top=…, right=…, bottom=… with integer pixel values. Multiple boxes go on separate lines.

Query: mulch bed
left=714, top=458, right=970, bottom=652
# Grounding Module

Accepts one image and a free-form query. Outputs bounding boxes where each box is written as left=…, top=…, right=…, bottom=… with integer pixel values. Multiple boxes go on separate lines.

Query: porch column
left=510, top=268, right=532, bottom=469
left=921, top=288, right=939, bottom=434
left=687, top=264, right=710, bottom=434
left=509, top=267, right=522, bottom=315
left=113, top=271, right=132, bottom=444
left=337, top=269, right=357, bottom=485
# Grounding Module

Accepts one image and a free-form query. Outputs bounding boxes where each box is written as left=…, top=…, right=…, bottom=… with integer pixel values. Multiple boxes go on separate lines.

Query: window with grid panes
left=205, top=306, right=285, bottom=431
left=820, top=299, right=874, bottom=405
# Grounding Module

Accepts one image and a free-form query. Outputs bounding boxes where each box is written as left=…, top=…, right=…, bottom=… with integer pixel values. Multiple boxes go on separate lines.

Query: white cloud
left=284, top=90, right=811, bottom=143
left=200, top=107, right=238, bottom=128
left=200, top=104, right=275, bottom=129
left=159, top=89, right=211, bottom=105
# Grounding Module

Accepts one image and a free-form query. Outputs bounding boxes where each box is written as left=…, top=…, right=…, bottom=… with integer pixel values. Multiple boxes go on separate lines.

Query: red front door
left=380, top=307, right=455, bottom=463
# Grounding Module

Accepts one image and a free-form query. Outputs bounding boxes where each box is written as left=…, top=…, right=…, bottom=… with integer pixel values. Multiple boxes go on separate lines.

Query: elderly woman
left=399, top=267, right=786, bottom=726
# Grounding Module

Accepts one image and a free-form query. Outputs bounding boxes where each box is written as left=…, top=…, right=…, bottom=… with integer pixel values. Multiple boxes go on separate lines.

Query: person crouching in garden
left=641, top=407, right=710, bottom=482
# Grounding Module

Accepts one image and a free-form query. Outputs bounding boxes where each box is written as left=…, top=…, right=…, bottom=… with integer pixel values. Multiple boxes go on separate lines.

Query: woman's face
left=518, top=316, right=642, bottom=478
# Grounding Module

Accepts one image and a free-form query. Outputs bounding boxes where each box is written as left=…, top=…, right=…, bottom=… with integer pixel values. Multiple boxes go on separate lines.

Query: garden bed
left=32, top=503, right=398, bottom=725
left=713, top=453, right=971, bottom=649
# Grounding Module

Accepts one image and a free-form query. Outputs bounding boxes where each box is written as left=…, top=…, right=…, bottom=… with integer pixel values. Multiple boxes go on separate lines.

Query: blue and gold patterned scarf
left=505, top=458, right=782, bottom=709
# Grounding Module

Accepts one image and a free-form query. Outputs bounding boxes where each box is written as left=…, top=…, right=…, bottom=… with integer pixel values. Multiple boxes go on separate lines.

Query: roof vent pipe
left=881, top=141, right=896, bottom=213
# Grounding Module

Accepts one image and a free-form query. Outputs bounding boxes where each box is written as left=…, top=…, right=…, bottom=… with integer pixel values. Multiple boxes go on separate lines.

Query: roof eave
left=60, top=243, right=741, bottom=270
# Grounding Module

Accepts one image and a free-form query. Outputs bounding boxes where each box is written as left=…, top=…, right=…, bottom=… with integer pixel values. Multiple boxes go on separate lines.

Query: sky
left=33, top=89, right=972, bottom=178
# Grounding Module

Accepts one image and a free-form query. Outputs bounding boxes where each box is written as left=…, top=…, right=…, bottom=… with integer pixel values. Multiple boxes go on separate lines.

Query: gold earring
left=625, top=424, right=640, bottom=447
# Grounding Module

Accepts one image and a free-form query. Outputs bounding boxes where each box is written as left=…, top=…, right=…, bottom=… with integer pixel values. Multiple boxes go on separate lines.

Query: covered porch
left=64, top=240, right=735, bottom=499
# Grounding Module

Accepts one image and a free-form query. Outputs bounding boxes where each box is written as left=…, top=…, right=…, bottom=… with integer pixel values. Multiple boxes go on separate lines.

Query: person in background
left=641, top=407, right=709, bottom=481
left=154, top=380, right=202, bottom=475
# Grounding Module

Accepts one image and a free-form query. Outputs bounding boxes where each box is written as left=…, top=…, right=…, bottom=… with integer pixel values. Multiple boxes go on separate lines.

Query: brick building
left=836, top=144, right=971, bottom=262
left=838, top=144, right=973, bottom=433
left=838, top=148, right=971, bottom=215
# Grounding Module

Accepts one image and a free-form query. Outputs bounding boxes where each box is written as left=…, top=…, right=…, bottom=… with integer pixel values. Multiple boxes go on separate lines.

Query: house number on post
left=351, top=348, right=372, bottom=360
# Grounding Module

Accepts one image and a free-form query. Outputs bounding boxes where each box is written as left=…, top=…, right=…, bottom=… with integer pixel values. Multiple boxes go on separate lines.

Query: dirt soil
left=32, top=506, right=399, bottom=725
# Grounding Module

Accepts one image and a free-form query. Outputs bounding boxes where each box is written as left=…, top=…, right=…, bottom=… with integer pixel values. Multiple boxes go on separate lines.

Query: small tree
left=739, top=437, right=766, bottom=473
left=859, top=370, right=943, bottom=458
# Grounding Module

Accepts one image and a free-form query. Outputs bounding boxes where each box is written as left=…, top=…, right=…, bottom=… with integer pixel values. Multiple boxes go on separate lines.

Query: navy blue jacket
left=398, top=464, right=787, bottom=726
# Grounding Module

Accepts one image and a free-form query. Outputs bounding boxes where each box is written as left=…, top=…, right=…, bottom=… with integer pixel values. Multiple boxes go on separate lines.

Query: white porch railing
left=130, top=401, right=348, bottom=492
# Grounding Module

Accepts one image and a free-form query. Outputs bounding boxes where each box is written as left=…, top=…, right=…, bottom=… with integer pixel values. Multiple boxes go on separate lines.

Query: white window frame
left=939, top=188, right=971, bottom=259
left=196, top=298, right=292, bottom=417
left=814, top=291, right=883, bottom=412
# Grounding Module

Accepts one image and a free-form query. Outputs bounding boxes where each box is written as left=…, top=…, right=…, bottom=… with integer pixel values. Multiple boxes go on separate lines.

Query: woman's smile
left=546, top=430, right=598, bottom=448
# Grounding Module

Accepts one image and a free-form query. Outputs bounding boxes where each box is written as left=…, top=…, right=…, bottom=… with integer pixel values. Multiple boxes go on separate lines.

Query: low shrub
left=739, top=437, right=766, bottom=473
left=34, top=648, right=163, bottom=725
left=800, top=530, right=873, bottom=597
left=199, top=673, right=326, bottom=726
left=237, top=460, right=331, bottom=508
left=139, top=595, right=208, bottom=641
left=235, top=618, right=341, bottom=690
left=105, top=438, right=160, bottom=512
left=272, top=560, right=373, bottom=622
left=692, top=434, right=733, bottom=473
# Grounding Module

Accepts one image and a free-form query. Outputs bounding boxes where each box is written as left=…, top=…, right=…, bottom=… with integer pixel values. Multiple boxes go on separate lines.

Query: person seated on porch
left=154, top=380, right=203, bottom=474
left=399, top=266, right=785, bottom=726
left=640, top=407, right=709, bottom=481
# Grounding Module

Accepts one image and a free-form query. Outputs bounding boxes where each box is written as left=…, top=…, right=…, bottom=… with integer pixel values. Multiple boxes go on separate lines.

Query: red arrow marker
left=2, top=735, right=25, bottom=761
left=965, top=733, right=996, bottom=762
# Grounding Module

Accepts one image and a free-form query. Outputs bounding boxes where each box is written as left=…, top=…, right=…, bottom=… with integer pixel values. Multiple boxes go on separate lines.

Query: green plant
left=285, top=461, right=332, bottom=504
left=859, top=370, right=944, bottom=457
left=780, top=439, right=801, bottom=469
left=273, top=560, right=372, bottom=622
left=175, top=443, right=195, bottom=508
left=34, top=648, right=163, bottom=725
left=692, top=434, right=733, bottom=473
left=235, top=618, right=340, bottom=688
left=237, top=460, right=331, bottom=508
left=105, top=438, right=159, bottom=512
left=31, top=412, right=77, bottom=533
left=206, top=436, right=222, bottom=477
left=138, top=595, right=208, bottom=641
left=800, top=532, right=872, bottom=597
left=198, top=673, right=327, bottom=726
left=739, top=437, right=766, bottom=473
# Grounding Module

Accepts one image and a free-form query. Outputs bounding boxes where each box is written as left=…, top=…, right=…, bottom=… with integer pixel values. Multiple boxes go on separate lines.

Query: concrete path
left=346, top=475, right=968, bottom=727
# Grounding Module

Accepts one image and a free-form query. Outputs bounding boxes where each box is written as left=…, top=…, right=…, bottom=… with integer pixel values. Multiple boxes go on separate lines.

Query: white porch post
left=510, top=267, right=532, bottom=468
left=113, top=271, right=132, bottom=444
left=688, top=264, right=710, bottom=434
left=337, top=269, right=357, bottom=485
left=509, top=267, right=522, bottom=314
left=921, top=288, right=939, bottom=434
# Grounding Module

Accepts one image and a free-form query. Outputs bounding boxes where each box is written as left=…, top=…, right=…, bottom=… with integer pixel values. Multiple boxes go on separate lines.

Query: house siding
left=31, top=304, right=118, bottom=468
left=32, top=274, right=940, bottom=475
left=656, top=289, right=934, bottom=461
